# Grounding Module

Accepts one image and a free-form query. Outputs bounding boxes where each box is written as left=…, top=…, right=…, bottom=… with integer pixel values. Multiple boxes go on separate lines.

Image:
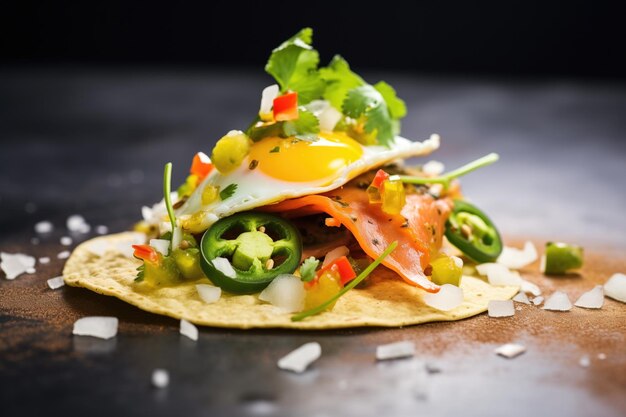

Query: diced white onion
left=60, top=236, right=72, bottom=246
left=423, top=284, right=464, bottom=311
left=141, top=206, right=153, bottom=221
left=277, top=342, right=322, bottom=373
left=149, top=239, right=170, bottom=256
left=574, top=285, right=604, bottom=309
left=151, top=369, right=170, bottom=388
left=96, top=225, right=109, bottom=235
left=72, top=316, right=118, bottom=339
left=260, top=84, right=279, bottom=115
left=476, top=263, right=522, bottom=286
left=39, top=257, right=50, bottom=264
left=604, top=273, right=626, bottom=303
left=376, top=341, right=415, bottom=360
left=543, top=291, right=572, bottom=311
left=34, top=220, right=53, bottom=234
left=211, top=257, right=236, bottom=279
left=495, top=343, right=526, bottom=358
left=57, top=251, right=71, bottom=259
left=180, top=319, right=198, bottom=341
left=322, top=245, right=350, bottom=268
left=67, top=214, right=90, bottom=233
left=47, top=276, right=65, bottom=290
left=196, top=284, right=221, bottom=304
left=532, top=296, right=544, bottom=306
left=488, top=300, right=515, bottom=317
left=318, top=105, right=342, bottom=131
left=497, top=241, right=538, bottom=269
left=259, top=274, right=306, bottom=313
left=513, top=291, right=531, bottom=304
left=1, top=252, right=36, bottom=280
left=520, top=279, right=542, bottom=296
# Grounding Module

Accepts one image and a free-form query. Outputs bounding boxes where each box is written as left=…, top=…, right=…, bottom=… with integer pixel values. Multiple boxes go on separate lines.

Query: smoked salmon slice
left=264, top=184, right=452, bottom=293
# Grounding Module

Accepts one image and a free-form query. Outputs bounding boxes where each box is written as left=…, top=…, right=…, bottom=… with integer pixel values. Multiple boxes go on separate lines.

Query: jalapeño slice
left=200, top=212, right=302, bottom=294
left=445, top=200, right=503, bottom=263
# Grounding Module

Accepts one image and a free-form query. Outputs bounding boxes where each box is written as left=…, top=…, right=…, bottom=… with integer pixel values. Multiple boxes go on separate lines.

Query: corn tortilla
left=63, top=232, right=518, bottom=329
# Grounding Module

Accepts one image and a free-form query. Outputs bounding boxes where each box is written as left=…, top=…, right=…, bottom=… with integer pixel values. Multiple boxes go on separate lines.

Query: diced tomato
left=190, top=152, right=213, bottom=180
left=273, top=92, right=299, bottom=121
left=315, top=256, right=357, bottom=286
left=371, top=169, right=390, bottom=188
left=132, top=244, right=160, bottom=263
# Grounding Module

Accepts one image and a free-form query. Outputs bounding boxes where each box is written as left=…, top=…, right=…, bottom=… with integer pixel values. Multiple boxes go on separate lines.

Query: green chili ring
left=445, top=199, right=503, bottom=263
left=200, top=212, right=302, bottom=294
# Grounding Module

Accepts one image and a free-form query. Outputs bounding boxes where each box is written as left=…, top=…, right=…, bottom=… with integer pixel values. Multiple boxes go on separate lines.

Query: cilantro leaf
left=265, top=28, right=321, bottom=104
left=374, top=81, right=407, bottom=119
left=269, top=146, right=280, bottom=153
left=282, top=108, right=319, bottom=141
left=299, top=257, right=320, bottom=282
left=343, top=85, right=395, bottom=147
left=219, top=183, right=238, bottom=200
left=319, top=55, right=365, bottom=109
left=134, top=264, right=145, bottom=282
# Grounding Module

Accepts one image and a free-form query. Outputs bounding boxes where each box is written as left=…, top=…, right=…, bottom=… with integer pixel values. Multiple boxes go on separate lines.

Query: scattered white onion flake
left=259, top=274, right=305, bottom=313
left=376, top=341, right=415, bottom=360
left=322, top=245, right=350, bottom=268
left=57, top=251, right=70, bottom=260
left=180, top=319, right=198, bottom=341
left=47, top=276, right=65, bottom=290
left=543, top=291, right=572, bottom=311
left=39, top=256, right=50, bottom=264
left=495, top=343, right=526, bottom=359
left=151, top=369, right=170, bottom=388
left=488, top=300, right=515, bottom=317
left=574, top=286, right=604, bottom=309
left=96, top=225, right=109, bottom=235
left=520, top=279, right=542, bottom=296
left=67, top=214, right=90, bottom=233
left=60, top=236, right=73, bottom=246
left=532, top=296, right=544, bottom=306
left=211, top=257, right=236, bottom=279
left=1, top=252, right=36, bottom=280
left=497, top=241, right=537, bottom=270
left=423, top=284, right=463, bottom=311
left=196, top=284, right=221, bottom=304
left=149, top=239, right=170, bottom=256
left=475, top=263, right=522, bottom=286
left=277, top=342, right=322, bottom=373
left=604, top=273, right=626, bottom=303
left=318, top=105, right=342, bottom=131
left=34, top=220, right=53, bottom=234
left=72, top=316, right=118, bottom=339
left=513, top=291, right=531, bottom=304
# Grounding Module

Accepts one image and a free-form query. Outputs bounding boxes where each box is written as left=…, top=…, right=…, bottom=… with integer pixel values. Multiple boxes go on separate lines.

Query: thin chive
left=291, top=241, right=398, bottom=322
left=163, top=162, right=176, bottom=250
left=395, top=153, right=499, bottom=190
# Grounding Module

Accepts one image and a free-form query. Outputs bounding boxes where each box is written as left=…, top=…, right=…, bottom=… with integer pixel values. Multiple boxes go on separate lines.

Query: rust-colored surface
left=1, top=238, right=625, bottom=416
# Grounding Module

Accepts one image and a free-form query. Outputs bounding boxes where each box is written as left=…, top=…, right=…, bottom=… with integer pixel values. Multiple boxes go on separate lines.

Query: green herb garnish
left=395, top=153, right=499, bottom=190
left=134, top=263, right=145, bottom=282
left=269, top=146, right=280, bottom=153
left=163, top=162, right=176, bottom=251
left=256, top=28, right=406, bottom=148
left=219, top=183, right=238, bottom=200
left=299, top=257, right=320, bottom=282
left=291, top=241, right=398, bottom=321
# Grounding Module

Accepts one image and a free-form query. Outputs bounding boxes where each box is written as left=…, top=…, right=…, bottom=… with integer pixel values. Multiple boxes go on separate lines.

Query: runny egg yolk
left=248, top=131, right=364, bottom=183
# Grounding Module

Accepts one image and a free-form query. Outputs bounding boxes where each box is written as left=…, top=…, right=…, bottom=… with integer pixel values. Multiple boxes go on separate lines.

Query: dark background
left=2, top=0, right=625, bottom=79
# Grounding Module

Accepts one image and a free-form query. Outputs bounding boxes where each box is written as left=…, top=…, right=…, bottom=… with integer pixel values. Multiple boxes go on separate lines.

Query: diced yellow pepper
left=304, top=269, right=342, bottom=311
left=380, top=179, right=406, bottom=215
left=366, top=185, right=382, bottom=204
left=211, top=130, right=251, bottom=174
left=201, top=185, right=220, bottom=205
left=177, top=174, right=199, bottom=199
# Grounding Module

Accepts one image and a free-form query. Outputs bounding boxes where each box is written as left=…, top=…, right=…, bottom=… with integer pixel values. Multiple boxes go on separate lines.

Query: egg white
left=178, top=134, right=440, bottom=232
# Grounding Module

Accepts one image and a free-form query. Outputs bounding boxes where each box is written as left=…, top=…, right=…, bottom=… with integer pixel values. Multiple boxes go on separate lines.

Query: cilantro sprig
left=299, top=257, right=320, bottom=282
left=219, top=183, right=238, bottom=200
left=258, top=28, right=406, bottom=148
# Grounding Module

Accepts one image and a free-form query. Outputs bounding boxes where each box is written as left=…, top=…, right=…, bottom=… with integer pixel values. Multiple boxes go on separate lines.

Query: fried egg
left=178, top=132, right=440, bottom=232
